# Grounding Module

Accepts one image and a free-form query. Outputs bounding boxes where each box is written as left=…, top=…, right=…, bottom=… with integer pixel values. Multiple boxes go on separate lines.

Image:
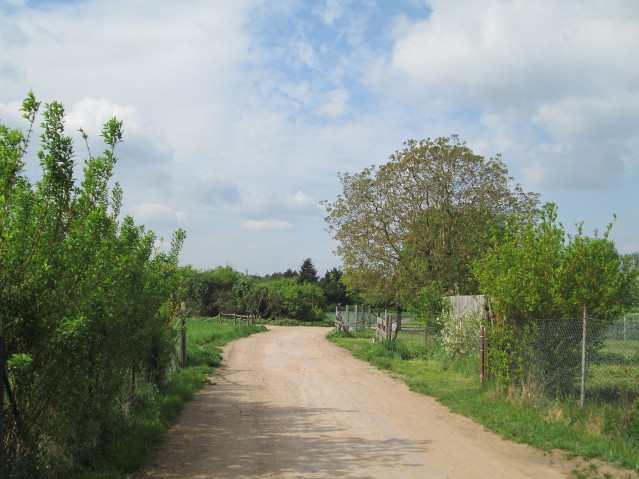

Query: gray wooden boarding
left=375, top=315, right=397, bottom=341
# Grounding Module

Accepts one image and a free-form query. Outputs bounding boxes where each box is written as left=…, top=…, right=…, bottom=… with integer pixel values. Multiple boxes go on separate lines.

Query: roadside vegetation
left=0, top=94, right=267, bottom=479
left=80, top=319, right=266, bottom=479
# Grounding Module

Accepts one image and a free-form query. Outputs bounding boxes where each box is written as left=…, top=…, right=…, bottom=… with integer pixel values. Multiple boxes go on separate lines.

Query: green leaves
left=324, top=135, right=539, bottom=306
left=0, top=93, right=186, bottom=478
left=472, top=202, right=635, bottom=389
left=473, top=202, right=634, bottom=323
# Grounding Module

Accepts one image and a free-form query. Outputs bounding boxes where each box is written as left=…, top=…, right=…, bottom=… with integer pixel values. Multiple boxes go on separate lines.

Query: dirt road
left=138, top=326, right=590, bottom=478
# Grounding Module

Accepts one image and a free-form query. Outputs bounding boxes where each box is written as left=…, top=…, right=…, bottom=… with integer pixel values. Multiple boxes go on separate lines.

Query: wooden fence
left=334, top=304, right=373, bottom=332
left=448, top=295, right=485, bottom=317
left=375, top=314, right=398, bottom=341
left=218, top=312, right=257, bottom=326
left=334, top=304, right=404, bottom=340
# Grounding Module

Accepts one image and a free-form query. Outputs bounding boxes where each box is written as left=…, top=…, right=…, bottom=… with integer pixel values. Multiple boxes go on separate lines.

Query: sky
left=1, top=0, right=639, bottom=276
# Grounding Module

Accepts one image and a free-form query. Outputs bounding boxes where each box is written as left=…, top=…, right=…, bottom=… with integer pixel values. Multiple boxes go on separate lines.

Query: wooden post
left=393, top=306, right=402, bottom=340
left=480, top=325, right=486, bottom=383
left=385, top=314, right=391, bottom=341
left=345, top=304, right=349, bottom=331
left=181, top=302, right=187, bottom=367
left=354, top=304, right=358, bottom=331
left=580, top=305, right=587, bottom=406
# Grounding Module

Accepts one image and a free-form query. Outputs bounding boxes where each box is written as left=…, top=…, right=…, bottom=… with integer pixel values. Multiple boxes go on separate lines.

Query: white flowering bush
left=439, top=308, right=482, bottom=357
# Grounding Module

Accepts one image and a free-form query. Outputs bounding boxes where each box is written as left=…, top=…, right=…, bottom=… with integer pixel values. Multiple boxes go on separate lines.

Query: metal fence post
left=480, top=324, right=486, bottom=383
left=580, top=305, right=587, bottom=406
left=181, top=302, right=187, bottom=367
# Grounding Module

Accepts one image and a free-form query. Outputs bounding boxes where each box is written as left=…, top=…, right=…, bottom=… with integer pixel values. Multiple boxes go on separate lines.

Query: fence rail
left=218, top=312, right=257, bottom=326
left=334, top=304, right=407, bottom=341
left=334, top=304, right=374, bottom=331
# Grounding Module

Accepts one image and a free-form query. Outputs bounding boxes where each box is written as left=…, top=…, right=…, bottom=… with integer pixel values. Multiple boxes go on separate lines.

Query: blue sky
left=2, top=0, right=639, bottom=275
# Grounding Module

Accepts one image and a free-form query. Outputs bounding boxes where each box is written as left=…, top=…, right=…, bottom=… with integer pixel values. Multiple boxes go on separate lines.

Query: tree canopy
left=298, top=257, right=319, bottom=283
left=473, top=203, right=635, bottom=323
left=323, top=135, right=538, bottom=306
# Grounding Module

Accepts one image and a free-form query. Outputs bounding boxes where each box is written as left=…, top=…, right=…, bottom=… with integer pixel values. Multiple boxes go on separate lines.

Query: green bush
left=1, top=94, right=185, bottom=478
left=267, top=278, right=326, bottom=321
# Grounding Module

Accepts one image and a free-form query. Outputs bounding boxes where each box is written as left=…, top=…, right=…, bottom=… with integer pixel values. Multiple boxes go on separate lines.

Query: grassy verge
left=327, top=329, right=639, bottom=474
left=81, top=319, right=266, bottom=479
left=260, top=317, right=334, bottom=327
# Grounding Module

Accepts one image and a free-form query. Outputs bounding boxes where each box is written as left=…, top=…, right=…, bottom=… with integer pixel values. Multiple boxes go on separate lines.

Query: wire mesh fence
left=486, top=315, right=639, bottom=406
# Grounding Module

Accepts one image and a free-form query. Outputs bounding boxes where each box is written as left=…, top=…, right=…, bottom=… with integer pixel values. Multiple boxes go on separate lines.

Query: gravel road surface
left=138, top=326, right=613, bottom=478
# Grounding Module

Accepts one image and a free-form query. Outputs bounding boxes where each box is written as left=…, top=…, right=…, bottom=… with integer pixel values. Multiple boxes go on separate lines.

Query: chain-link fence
left=487, top=315, right=639, bottom=406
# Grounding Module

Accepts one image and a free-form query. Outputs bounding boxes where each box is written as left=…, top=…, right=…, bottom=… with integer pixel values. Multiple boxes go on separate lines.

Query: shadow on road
left=141, top=370, right=434, bottom=478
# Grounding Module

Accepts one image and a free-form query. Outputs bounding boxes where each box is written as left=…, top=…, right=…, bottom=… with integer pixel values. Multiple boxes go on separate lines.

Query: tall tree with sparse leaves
left=324, top=135, right=538, bottom=307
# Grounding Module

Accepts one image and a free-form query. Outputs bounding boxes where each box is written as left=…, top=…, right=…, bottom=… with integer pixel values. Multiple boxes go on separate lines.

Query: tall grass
left=79, top=319, right=266, bottom=479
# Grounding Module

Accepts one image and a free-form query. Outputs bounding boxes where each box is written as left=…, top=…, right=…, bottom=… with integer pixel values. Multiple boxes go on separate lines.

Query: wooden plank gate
left=375, top=314, right=398, bottom=341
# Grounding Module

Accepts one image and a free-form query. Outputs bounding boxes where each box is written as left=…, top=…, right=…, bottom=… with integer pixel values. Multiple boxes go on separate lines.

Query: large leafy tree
left=323, top=135, right=538, bottom=306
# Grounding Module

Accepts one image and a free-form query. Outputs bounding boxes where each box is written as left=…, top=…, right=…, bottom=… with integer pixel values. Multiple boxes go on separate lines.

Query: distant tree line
left=181, top=258, right=357, bottom=322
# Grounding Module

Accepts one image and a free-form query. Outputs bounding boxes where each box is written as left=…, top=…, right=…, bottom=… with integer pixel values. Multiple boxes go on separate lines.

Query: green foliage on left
left=79, top=319, right=266, bottom=479
left=0, top=93, right=186, bottom=478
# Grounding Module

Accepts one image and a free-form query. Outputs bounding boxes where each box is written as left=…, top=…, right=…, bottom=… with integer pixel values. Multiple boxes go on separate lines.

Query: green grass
left=327, top=330, right=639, bottom=474
left=80, top=319, right=266, bottom=479
left=260, top=317, right=334, bottom=327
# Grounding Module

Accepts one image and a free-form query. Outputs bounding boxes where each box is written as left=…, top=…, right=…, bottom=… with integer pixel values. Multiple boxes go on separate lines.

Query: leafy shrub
left=1, top=94, right=185, bottom=478
left=440, top=309, right=482, bottom=357
left=267, top=278, right=326, bottom=321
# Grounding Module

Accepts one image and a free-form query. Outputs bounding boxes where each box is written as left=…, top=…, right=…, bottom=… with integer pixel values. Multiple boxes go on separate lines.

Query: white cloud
left=241, top=219, right=294, bottom=231
left=382, top=0, right=639, bottom=192
left=130, top=202, right=181, bottom=228
left=533, top=93, right=639, bottom=143
left=66, top=98, right=140, bottom=135
left=522, top=142, right=627, bottom=190
left=316, top=88, right=350, bottom=117
left=313, top=0, right=344, bottom=26
left=389, top=0, right=639, bottom=108
left=0, top=99, right=24, bottom=126
left=191, top=172, right=241, bottom=207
